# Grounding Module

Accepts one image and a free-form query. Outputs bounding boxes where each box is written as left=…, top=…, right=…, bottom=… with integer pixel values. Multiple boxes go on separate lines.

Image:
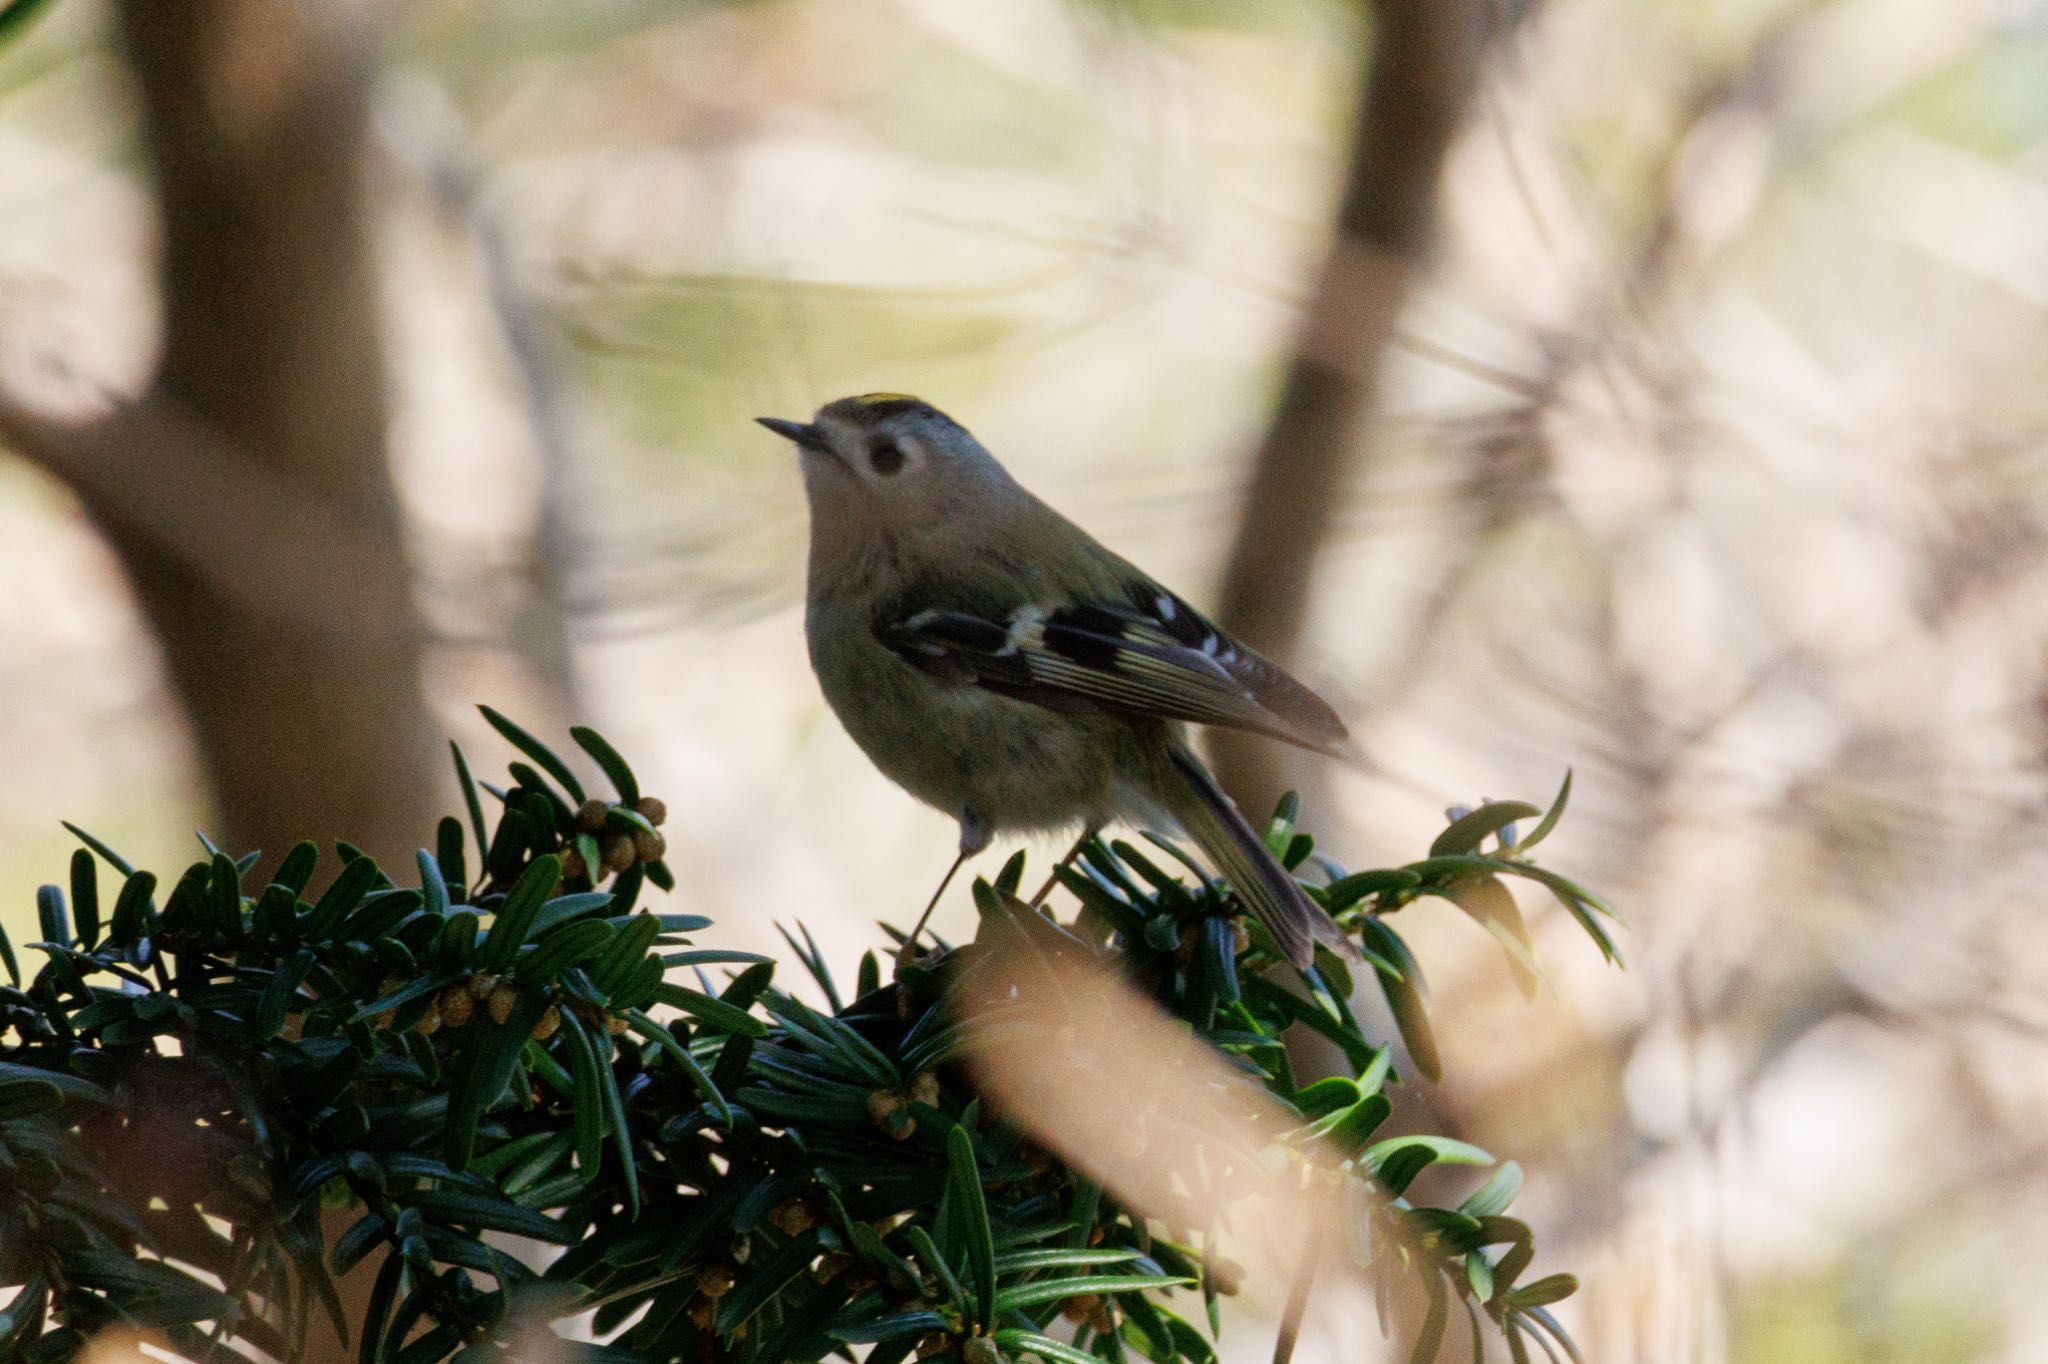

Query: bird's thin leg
left=898, top=850, right=967, bottom=967
left=897, top=806, right=992, bottom=968
left=1026, top=824, right=1098, bottom=911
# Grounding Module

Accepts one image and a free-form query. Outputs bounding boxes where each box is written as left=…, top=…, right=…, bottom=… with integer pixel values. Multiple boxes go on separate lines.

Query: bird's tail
left=1154, top=743, right=1355, bottom=971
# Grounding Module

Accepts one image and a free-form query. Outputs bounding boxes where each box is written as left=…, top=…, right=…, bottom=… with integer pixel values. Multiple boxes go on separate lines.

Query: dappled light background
left=5, top=0, right=2048, bottom=1360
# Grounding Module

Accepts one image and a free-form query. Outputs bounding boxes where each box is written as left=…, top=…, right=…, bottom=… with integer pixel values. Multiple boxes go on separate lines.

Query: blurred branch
left=1210, top=0, right=1491, bottom=810
left=0, top=386, right=419, bottom=640
left=0, top=385, right=113, bottom=490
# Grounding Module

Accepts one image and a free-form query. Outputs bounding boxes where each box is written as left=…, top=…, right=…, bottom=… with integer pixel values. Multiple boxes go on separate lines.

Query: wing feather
left=876, top=584, right=1348, bottom=754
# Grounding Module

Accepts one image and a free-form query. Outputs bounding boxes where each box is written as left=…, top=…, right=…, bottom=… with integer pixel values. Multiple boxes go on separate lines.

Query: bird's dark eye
left=869, top=439, right=905, bottom=475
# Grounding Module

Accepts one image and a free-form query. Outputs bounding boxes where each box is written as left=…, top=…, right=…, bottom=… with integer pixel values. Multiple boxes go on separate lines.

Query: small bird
left=760, top=393, right=1354, bottom=969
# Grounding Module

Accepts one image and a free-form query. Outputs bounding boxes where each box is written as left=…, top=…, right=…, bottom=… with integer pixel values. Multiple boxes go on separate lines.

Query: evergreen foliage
left=0, top=715, right=1614, bottom=1363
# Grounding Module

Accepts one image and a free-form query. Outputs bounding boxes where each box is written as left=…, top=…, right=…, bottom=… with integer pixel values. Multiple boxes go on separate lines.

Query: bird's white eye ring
left=869, top=439, right=905, bottom=475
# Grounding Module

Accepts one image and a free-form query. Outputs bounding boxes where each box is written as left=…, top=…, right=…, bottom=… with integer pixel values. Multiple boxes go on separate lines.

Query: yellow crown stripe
left=853, top=392, right=923, bottom=407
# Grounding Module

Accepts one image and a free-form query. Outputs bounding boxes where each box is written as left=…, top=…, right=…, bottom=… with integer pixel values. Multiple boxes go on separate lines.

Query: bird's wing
left=876, top=581, right=1348, bottom=755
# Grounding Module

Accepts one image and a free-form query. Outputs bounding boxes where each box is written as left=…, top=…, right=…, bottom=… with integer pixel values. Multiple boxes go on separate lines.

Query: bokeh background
left=4, top=0, right=2048, bottom=1360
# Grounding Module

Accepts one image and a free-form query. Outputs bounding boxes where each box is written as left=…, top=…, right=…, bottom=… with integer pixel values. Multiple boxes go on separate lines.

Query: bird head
left=758, top=394, right=1012, bottom=536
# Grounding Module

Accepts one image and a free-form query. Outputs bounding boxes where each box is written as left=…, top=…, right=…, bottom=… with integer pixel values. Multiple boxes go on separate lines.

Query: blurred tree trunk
left=1210, top=0, right=1489, bottom=812
left=0, top=0, right=437, bottom=875
left=112, top=0, right=434, bottom=871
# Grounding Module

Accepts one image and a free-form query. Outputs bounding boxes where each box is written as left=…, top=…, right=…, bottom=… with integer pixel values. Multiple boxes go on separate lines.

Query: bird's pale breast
left=806, top=596, right=1137, bottom=833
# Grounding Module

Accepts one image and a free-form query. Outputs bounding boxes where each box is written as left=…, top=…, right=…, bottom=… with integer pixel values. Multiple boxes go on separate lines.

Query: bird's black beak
left=756, top=417, right=820, bottom=448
